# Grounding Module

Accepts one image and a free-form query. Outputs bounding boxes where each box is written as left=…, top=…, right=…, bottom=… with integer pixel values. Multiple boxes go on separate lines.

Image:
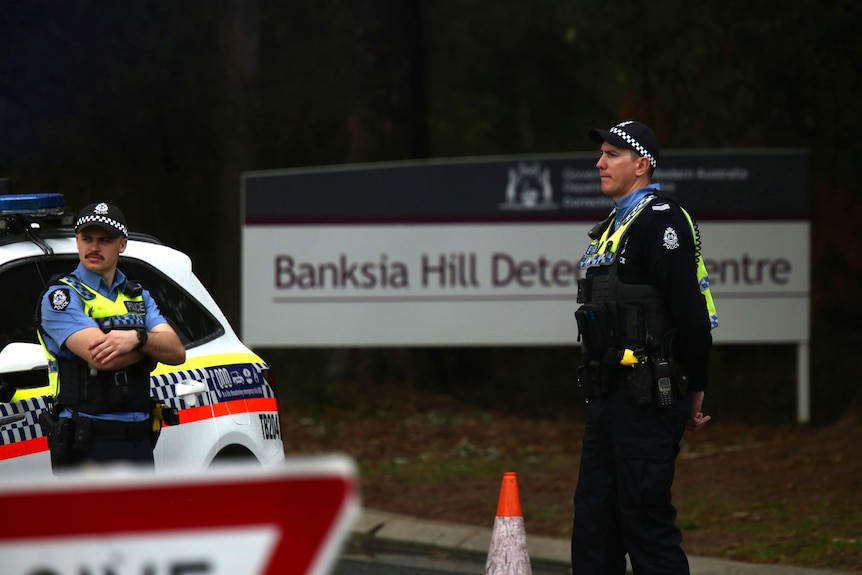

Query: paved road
left=336, top=553, right=567, bottom=575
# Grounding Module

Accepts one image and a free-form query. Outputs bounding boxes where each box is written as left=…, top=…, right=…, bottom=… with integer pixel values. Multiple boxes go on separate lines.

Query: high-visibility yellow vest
left=580, top=195, right=718, bottom=329
left=39, top=276, right=153, bottom=414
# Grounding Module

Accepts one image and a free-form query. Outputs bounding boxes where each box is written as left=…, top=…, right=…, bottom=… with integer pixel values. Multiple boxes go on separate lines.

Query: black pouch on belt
left=73, top=416, right=93, bottom=454
left=44, top=416, right=76, bottom=471
left=574, top=303, right=612, bottom=357
left=577, top=360, right=601, bottom=400
left=625, top=361, right=653, bottom=406
left=38, top=409, right=59, bottom=436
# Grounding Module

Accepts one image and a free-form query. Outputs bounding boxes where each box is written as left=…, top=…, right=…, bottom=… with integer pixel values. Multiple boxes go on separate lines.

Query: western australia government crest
left=499, top=163, right=559, bottom=210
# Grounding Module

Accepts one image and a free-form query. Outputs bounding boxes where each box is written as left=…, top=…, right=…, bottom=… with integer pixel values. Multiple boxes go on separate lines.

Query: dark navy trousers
left=86, top=437, right=155, bottom=467
left=571, top=381, right=692, bottom=575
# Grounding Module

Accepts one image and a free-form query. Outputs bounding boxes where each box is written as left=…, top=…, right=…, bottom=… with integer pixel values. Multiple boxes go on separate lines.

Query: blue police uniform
left=40, top=262, right=169, bottom=467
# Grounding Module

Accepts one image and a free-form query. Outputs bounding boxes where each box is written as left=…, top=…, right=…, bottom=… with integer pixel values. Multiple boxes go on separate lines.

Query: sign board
left=241, top=150, right=809, bottom=347
left=0, top=457, right=359, bottom=575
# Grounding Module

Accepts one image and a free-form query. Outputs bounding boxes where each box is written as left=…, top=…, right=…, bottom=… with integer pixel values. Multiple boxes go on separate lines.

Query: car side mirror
left=0, top=342, right=48, bottom=373
left=0, top=343, right=49, bottom=402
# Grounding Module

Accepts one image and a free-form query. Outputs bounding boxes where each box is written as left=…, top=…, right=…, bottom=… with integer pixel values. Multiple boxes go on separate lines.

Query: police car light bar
left=0, top=193, right=66, bottom=217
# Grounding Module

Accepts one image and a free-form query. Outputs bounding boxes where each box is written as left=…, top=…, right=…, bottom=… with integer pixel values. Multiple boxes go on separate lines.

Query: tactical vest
left=575, top=195, right=718, bottom=359
left=41, top=275, right=154, bottom=414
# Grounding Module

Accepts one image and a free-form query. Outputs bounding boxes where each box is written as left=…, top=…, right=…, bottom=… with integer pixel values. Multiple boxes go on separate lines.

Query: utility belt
left=577, top=349, right=689, bottom=407
left=38, top=403, right=179, bottom=472
left=81, top=417, right=154, bottom=441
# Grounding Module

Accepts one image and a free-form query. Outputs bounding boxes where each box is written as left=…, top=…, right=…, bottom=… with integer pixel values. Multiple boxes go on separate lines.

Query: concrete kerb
left=348, top=508, right=855, bottom=575
left=349, top=508, right=583, bottom=571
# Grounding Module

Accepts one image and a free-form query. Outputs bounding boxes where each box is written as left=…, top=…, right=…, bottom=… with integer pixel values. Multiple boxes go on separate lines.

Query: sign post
left=0, top=456, right=359, bottom=575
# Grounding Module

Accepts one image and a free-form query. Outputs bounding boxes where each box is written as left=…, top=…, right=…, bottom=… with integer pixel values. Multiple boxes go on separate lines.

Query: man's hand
left=687, top=390, right=711, bottom=431
left=67, top=324, right=185, bottom=372
left=87, top=329, right=141, bottom=369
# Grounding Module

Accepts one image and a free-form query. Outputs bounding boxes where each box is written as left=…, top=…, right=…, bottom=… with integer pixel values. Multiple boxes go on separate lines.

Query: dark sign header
left=243, top=149, right=808, bottom=224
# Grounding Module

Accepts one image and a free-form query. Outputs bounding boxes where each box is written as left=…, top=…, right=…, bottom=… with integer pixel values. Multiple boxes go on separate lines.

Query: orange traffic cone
left=485, top=472, right=532, bottom=575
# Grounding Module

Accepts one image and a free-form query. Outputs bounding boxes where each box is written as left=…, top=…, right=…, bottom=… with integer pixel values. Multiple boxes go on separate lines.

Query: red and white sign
left=0, top=456, right=359, bottom=575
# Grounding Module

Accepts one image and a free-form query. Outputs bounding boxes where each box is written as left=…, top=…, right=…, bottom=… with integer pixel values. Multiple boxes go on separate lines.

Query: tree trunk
left=332, top=0, right=428, bottom=386
left=212, top=0, right=260, bottom=330
left=348, top=0, right=427, bottom=162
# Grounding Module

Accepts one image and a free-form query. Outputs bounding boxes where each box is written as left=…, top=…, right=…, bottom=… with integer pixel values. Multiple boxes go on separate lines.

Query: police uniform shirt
left=610, top=195, right=713, bottom=391
left=613, top=184, right=659, bottom=232
left=40, top=262, right=169, bottom=421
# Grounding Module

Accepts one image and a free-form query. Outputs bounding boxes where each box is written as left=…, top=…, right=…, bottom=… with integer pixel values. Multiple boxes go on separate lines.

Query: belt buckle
left=113, top=371, right=129, bottom=388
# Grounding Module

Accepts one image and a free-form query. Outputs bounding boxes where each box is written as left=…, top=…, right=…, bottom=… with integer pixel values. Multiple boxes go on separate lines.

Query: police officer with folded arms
left=571, top=121, right=718, bottom=574
left=38, top=202, right=185, bottom=471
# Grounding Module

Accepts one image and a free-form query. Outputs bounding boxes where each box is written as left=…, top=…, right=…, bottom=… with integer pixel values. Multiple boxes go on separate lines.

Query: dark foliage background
left=2, top=1, right=860, bottom=425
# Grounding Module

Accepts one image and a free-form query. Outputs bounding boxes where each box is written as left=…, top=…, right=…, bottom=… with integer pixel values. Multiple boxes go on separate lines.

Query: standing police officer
left=571, top=121, right=717, bottom=574
left=38, top=201, right=185, bottom=471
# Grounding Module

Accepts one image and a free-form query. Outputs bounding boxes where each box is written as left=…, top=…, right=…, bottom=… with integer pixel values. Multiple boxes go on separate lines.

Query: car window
left=119, top=258, right=224, bottom=348
left=0, top=256, right=69, bottom=349
left=0, top=255, right=223, bottom=350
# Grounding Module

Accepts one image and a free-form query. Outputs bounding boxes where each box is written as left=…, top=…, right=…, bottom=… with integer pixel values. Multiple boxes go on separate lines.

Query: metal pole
left=797, top=341, right=810, bottom=424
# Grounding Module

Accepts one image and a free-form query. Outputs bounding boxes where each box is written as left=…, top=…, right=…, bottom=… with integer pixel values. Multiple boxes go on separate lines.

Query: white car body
left=0, top=218, right=284, bottom=475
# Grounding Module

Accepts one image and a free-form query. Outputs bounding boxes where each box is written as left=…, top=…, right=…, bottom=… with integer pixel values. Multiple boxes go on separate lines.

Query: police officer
left=38, top=202, right=185, bottom=471
left=571, top=121, right=717, bottom=574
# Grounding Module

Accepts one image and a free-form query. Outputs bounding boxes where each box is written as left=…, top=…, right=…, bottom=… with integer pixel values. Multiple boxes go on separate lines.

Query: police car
left=0, top=193, right=284, bottom=474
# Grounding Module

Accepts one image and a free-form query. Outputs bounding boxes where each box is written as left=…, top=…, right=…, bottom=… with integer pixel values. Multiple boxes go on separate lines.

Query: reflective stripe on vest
left=59, top=275, right=146, bottom=331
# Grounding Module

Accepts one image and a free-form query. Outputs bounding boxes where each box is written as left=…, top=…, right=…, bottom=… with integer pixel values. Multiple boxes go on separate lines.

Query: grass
left=358, top=444, right=862, bottom=572
left=359, top=447, right=574, bottom=485
left=677, top=493, right=862, bottom=571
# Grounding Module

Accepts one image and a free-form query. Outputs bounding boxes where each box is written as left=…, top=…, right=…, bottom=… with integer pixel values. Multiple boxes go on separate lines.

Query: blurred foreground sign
left=0, top=456, right=358, bottom=575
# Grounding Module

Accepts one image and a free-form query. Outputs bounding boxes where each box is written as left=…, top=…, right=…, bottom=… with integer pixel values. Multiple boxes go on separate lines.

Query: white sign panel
left=244, top=223, right=583, bottom=346
left=700, top=221, right=809, bottom=343
left=242, top=221, right=808, bottom=346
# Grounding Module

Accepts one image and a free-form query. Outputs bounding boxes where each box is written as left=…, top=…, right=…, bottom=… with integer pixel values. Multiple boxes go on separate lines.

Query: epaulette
left=58, top=275, right=96, bottom=300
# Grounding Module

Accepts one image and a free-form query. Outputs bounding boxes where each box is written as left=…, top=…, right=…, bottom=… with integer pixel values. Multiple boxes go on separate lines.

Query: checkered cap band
left=75, top=214, right=128, bottom=237
left=609, top=126, right=656, bottom=168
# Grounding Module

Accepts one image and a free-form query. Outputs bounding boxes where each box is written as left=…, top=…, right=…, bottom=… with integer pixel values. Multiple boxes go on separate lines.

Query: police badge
left=662, top=227, right=680, bottom=250
left=50, top=288, right=71, bottom=311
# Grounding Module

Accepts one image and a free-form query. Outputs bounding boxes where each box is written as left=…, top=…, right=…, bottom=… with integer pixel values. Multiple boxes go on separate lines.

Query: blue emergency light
left=0, top=193, right=66, bottom=216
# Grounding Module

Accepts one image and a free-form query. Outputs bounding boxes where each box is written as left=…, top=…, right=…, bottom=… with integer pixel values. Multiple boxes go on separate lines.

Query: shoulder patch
left=49, top=288, right=71, bottom=311
left=662, top=227, right=680, bottom=250
left=651, top=202, right=671, bottom=212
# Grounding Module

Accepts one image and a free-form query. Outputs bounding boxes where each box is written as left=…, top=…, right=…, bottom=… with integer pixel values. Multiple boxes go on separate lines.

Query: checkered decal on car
left=150, top=367, right=216, bottom=407
left=0, top=361, right=273, bottom=446
left=0, top=396, right=50, bottom=444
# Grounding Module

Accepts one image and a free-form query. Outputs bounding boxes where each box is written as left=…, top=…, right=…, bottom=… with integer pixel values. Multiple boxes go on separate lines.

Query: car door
left=0, top=256, right=66, bottom=474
